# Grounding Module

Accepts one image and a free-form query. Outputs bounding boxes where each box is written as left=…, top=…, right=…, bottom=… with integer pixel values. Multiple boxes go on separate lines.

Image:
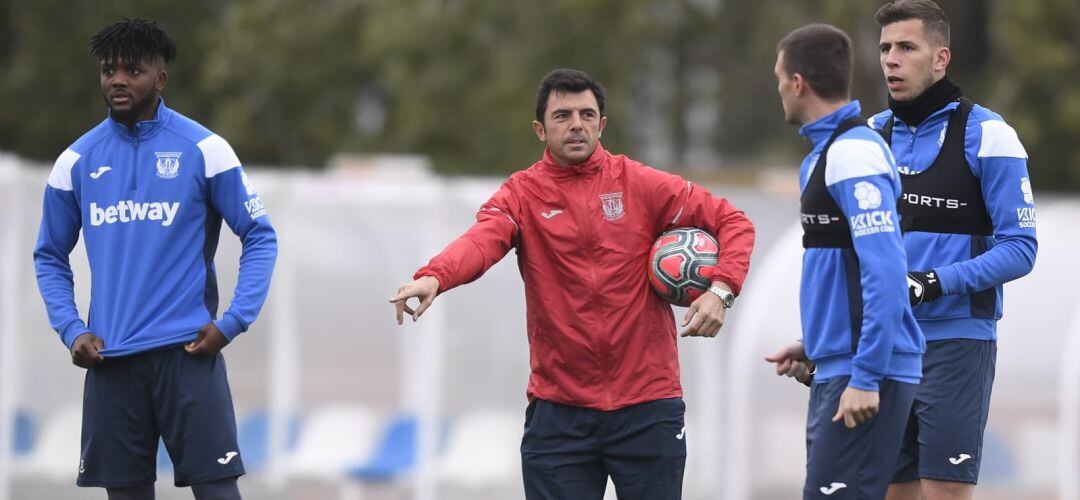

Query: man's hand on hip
left=71, top=333, right=105, bottom=368
left=185, top=322, right=229, bottom=356
left=390, top=275, right=440, bottom=325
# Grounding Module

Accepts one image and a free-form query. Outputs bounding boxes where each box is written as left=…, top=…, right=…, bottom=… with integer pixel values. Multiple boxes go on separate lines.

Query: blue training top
left=799, top=101, right=925, bottom=391
left=869, top=101, right=1037, bottom=342
left=34, top=99, right=278, bottom=357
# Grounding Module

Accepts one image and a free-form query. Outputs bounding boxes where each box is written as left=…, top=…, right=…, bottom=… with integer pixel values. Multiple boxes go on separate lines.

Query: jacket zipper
left=577, top=175, right=612, bottom=409
left=131, top=129, right=140, bottom=192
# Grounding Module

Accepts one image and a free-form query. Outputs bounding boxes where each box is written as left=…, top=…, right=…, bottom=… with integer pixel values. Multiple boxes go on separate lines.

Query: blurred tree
left=0, top=0, right=223, bottom=162
left=995, top=0, right=1080, bottom=190
left=0, top=1, right=14, bottom=63
left=199, top=0, right=370, bottom=166
left=0, top=0, right=1074, bottom=189
left=723, top=1, right=885, bottom=166
left=354, top=0, right=655, bottom=174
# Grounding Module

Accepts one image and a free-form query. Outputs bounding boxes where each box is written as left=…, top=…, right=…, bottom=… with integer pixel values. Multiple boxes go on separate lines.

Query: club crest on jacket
left=600, top=192, right=624, bottom=221
left=155, top=152, right=182, bottom=179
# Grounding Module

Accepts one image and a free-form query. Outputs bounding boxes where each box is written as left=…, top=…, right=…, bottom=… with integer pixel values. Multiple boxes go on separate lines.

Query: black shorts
left=893, top=339, right=997, bottom=484
left=804, top=377, right=916, bottom=499
left=77, top=345, right=244, bottom=488
left=520, top=397, right=686, bottom=500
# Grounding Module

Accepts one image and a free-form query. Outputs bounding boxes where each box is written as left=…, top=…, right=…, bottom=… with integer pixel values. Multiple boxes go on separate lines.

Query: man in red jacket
left=390, top=69, right=755, bottom=499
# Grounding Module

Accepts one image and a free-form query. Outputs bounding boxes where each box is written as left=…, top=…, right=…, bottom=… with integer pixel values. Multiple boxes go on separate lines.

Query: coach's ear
left=533, top=120, right=546, bottom=142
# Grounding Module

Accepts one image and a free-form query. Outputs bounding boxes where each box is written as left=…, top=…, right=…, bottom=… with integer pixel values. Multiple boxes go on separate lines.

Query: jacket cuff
left=848, top=364, right=882, bottom=392
left=932, top=265, right=959, bottom=296
left=214, top=313, right=246, bottom=342
left=413, top=268, right=449, bottom=294
left=704, top=267, right=742, bottom=296
left=61, top=321, right=91, bottom=350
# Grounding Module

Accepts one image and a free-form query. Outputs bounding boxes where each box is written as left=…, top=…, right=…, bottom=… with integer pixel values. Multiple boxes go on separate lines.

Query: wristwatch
left=707, top=284, right=736, bottom=309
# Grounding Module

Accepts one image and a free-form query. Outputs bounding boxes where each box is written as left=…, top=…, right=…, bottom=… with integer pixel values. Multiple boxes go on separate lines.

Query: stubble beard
left=105, top=90, right=159, bottom=126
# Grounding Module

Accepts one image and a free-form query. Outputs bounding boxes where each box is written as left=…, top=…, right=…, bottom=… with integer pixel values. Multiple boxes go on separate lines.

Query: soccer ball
left=648, top=228, right=719, bottom=307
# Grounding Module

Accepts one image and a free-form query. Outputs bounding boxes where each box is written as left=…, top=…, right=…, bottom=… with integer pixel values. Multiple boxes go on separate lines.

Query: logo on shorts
left=676, top=426, right=686, bottom=440
left=820, top=482, right=847, bottom=495
left=217, top=451, right=239, bottom=465
left=599, top=192, right=624, bottom=221
left=155, top=152, right=182, bottom=179
left=78, top=459, right=85, bottom=474
left=948, top=453, right=972, bottom=465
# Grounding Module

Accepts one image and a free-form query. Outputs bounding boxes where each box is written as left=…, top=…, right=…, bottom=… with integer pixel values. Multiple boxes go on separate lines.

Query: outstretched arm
left=393, top=181, right=520, bottom=324
left=389, top=276, right=440, bottom=324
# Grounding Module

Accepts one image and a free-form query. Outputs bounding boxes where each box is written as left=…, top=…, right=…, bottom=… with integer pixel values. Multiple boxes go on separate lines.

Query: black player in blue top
left=33, top=19, right=276, bottom=499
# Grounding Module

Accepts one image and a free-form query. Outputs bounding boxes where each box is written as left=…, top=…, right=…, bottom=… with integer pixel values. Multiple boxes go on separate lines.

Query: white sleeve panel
left=978, top=120, right=1028, bottom=159
left=46, top=149, right=81, bottom=191
left=824, top=138, right=893, bottom=187
left=198, top=134, right=242, bottom=178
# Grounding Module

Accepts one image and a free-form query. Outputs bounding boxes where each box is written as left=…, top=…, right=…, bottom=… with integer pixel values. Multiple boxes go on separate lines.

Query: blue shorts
left=805, top=377, right=916, bottom=499
left=77, top=345, right=245, bottom=488
left=520, top=398, right=686, bottom=500
left=893, top=339, right=996, bottom=484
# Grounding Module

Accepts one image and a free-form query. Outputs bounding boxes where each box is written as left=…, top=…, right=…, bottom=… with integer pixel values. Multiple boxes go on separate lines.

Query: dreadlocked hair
left=90, top=18, right=177, bottom=64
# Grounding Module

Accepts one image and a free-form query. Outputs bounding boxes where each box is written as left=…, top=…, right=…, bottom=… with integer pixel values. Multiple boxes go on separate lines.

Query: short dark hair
left=535, top=69, right=606, bottom=123
left=777, top=24, right=853, bottom=101
left=875, top=0, right=951, bottom=47
left=90, top=18, right=177, bottom=65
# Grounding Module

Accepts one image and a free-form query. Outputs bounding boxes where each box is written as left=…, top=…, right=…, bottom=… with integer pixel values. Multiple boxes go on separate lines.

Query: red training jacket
left=415, top=144, right=755, bottom=411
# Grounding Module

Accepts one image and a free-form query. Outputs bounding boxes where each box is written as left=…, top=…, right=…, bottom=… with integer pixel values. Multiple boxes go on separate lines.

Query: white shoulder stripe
left=197, top=134, right=242, bottom=178
left=978, top=120, right=1027, bottom=159
left=824, top=138, right=893, bottom=186
left=669, top=180, right=691, bottom=224
left=47, top=149, right=81, bottom=191
left=866, top=117, right=876, bottom=128
left=482, top=207, right=518, bottom=229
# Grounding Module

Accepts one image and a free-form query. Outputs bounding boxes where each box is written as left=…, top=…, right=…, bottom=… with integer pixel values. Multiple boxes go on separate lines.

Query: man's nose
left=569, top=112, right=584, bottom=130
left=884, top=48, right=900, bottom=67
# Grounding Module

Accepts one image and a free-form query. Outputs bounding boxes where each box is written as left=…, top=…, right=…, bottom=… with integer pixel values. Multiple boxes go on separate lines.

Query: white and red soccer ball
left=648, top=228, right=719, bottom=307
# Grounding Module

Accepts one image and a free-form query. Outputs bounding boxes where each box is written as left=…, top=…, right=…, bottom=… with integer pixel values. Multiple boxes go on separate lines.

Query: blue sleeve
left=825, top=136, right=909, bottom=391
left=935, top=118, right=1037, bottom=294
left=200, top=136, right=277, bottom=341
left=33, top=151, right=90, bottom=348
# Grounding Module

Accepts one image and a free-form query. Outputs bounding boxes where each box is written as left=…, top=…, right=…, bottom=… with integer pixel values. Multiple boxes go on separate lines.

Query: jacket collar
left=799, top=100, right=862, bottom=148
left=538, top=142, right=610, bottom=178
left=889, top=100, right=960, bottom=130
left=108, top=98, right=171, bottom=142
